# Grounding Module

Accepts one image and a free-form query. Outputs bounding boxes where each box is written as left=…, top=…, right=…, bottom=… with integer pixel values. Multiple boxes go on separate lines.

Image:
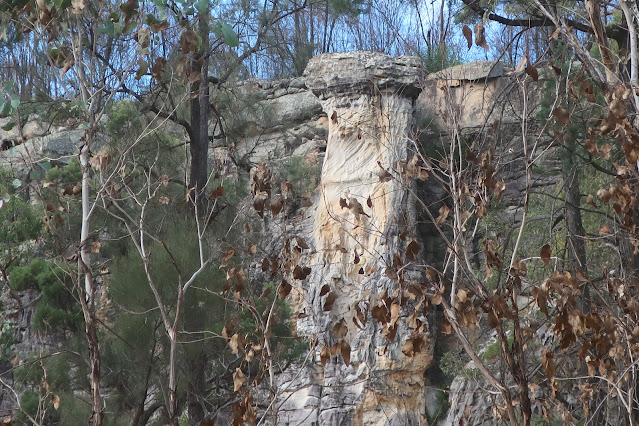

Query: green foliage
left=0, top=168, right=42, bottom=256
left=0, top=80, right=20, bottom=117
left=9, top=259, right=81, bottom=332
left=103, top=217, right=228, bottom=417
left=13, top=349, right=90, bottom=425
left=17, top=390, right=40, bottom=422
left=237, top=282, right=307, bottom=360
left=426, top=389, right=449, bottom=425
left=276, top=155, right=320, bottom=196
left=418, top=114, right=441, bottom=134
left=422, top=45, right=462, bottom=73
left=329, top=0, right=367, bottom=15
left=104, top=100, right=143, bottom=140
left=0, top=316, right=14, bottom=363
left=440, top=350, right=479, bottom=380
left=44, top=158, right=81, bottom=186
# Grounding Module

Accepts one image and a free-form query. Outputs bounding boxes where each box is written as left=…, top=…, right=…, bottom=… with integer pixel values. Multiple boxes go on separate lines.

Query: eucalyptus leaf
left=214, top=22, right=239, bottom=47
left=11, top=179, right=21, bottom=188
left=1, top=121, right=15, bottom=131
left=10, top=95, right=20, bottom=108
left=0, top=102, right=10, bottom=116
left=98, top=20, right=115, bottom=37
left=195, top=0, right=208, bottom=14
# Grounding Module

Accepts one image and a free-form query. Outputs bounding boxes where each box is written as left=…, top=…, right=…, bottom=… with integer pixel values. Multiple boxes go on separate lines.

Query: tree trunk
left=187, top=351, right=207, bottom=425
left=562, top=145, right=589, bottom=311
left=168, top=329, right=178, bottom=425
left=188, top=14, right=210, bottom=211
left=80, top=137, right=104, bottom=426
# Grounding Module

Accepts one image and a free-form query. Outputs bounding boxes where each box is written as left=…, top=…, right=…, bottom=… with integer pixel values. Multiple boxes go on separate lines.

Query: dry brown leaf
left=597, top=188, right=611, bottom=202
left=52, top=394, right=60, bottom=410
left=270, top=198, right=283, bottom=216
left=435, top=205, right=450, bottom=226
left=525, top=65, right=539, bottom=81
left=339, top=197, right=349, bottom=209
left=487, top=308, right=500, bottom=328
left=222, top=247, right=235, bottom=261
left=320, top=346, right=330, bottom=367
left=341, top=340, right=351, bottom=366
left=323, top=292, right=338, bottom=311
left=279, top=280, right=292, bottom=300
left=209, top=186, right=224, bottom=200
left=406, top=240, right=419, bottom=262
left=293, top=265, right=312, bottom=280
left=319, top=284, right=330, bottom=297
left=233, top=368, right=246, bottom=392
left=430, top=292, right=442, bottom=306
left=378, top=168, right=392, bottom=183
left=474, top=22, right=489, bottom=51
left=261, top=257, right=270, bottom=272
left=462, top=25, right=472, bottom=49
left=151, top=57, right=167, bottom=82
left=253, top=191, right=269, bottom=218
left=180, top=29, right=199, bottom=54
left=540, top=244, right=551, bottom=266
left=516, top=55, right=528, bottom=72
left=333, top=318, right=348, bottom=338
left=493, top=180, right=506, bottom=202
left=229, top=333, right=244, bottom=354
left=296, top=237, right=309, bottom=249
left=580, top=79, right=595, bottom=102
left=552, top=108, right=571, bottom=126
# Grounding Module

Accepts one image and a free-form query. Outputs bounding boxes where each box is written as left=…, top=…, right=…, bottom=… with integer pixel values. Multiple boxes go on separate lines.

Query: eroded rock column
left=278, top=51, right=432, bottom=426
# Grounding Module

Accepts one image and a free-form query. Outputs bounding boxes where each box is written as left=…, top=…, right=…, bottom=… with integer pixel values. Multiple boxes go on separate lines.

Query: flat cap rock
left=430, top=60, right=505, bottom=81
left=304, top=51, right=422, bottom=98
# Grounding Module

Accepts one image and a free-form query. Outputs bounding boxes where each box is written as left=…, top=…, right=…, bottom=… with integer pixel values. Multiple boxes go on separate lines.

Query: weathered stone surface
left=0, top=129, right=108, bottom=176
left=274, top=51, right=432, bottom=426
left=430, top=60, right=506, bottom=81
left=304, top=51, right=422, bottom=99
left=445, top=368, right=495, bottom=426
left=219, top=77, right=326, bottom=166
left=414, top=60, right=548, bottom=131
left=21, top=116, right=47, bottom=140
left=0, top=117, right=19, bottom=143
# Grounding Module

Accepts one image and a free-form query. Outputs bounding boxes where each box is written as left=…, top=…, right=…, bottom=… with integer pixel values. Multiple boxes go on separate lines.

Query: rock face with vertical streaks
left=274, top=51, right=433, bottom=426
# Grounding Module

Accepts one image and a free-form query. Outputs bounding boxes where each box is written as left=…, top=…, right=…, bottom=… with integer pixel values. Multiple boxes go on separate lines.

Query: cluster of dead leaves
left=462, top=22, right=489, bottom=51
left=463, top=148, right=506, bottom=219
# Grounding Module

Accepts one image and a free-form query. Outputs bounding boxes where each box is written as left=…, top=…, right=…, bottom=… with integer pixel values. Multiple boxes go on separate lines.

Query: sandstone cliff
left=0, top=52, right=555, bottom=425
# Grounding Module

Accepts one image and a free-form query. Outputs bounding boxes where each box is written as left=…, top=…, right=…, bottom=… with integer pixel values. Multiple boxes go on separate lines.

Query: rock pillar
left=277, top=51, right=432, bottom=426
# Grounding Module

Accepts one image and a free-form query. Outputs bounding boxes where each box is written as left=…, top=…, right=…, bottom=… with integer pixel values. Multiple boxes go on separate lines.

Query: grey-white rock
left=304, top=51, right=423, bottom=98
left=430, top=60, right=506, bottom=81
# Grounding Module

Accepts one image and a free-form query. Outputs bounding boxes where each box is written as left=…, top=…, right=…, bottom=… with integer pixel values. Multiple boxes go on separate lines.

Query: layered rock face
left=2, top=54, right=554, bottom=425
left=275, top=52, right=432, bottom=426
